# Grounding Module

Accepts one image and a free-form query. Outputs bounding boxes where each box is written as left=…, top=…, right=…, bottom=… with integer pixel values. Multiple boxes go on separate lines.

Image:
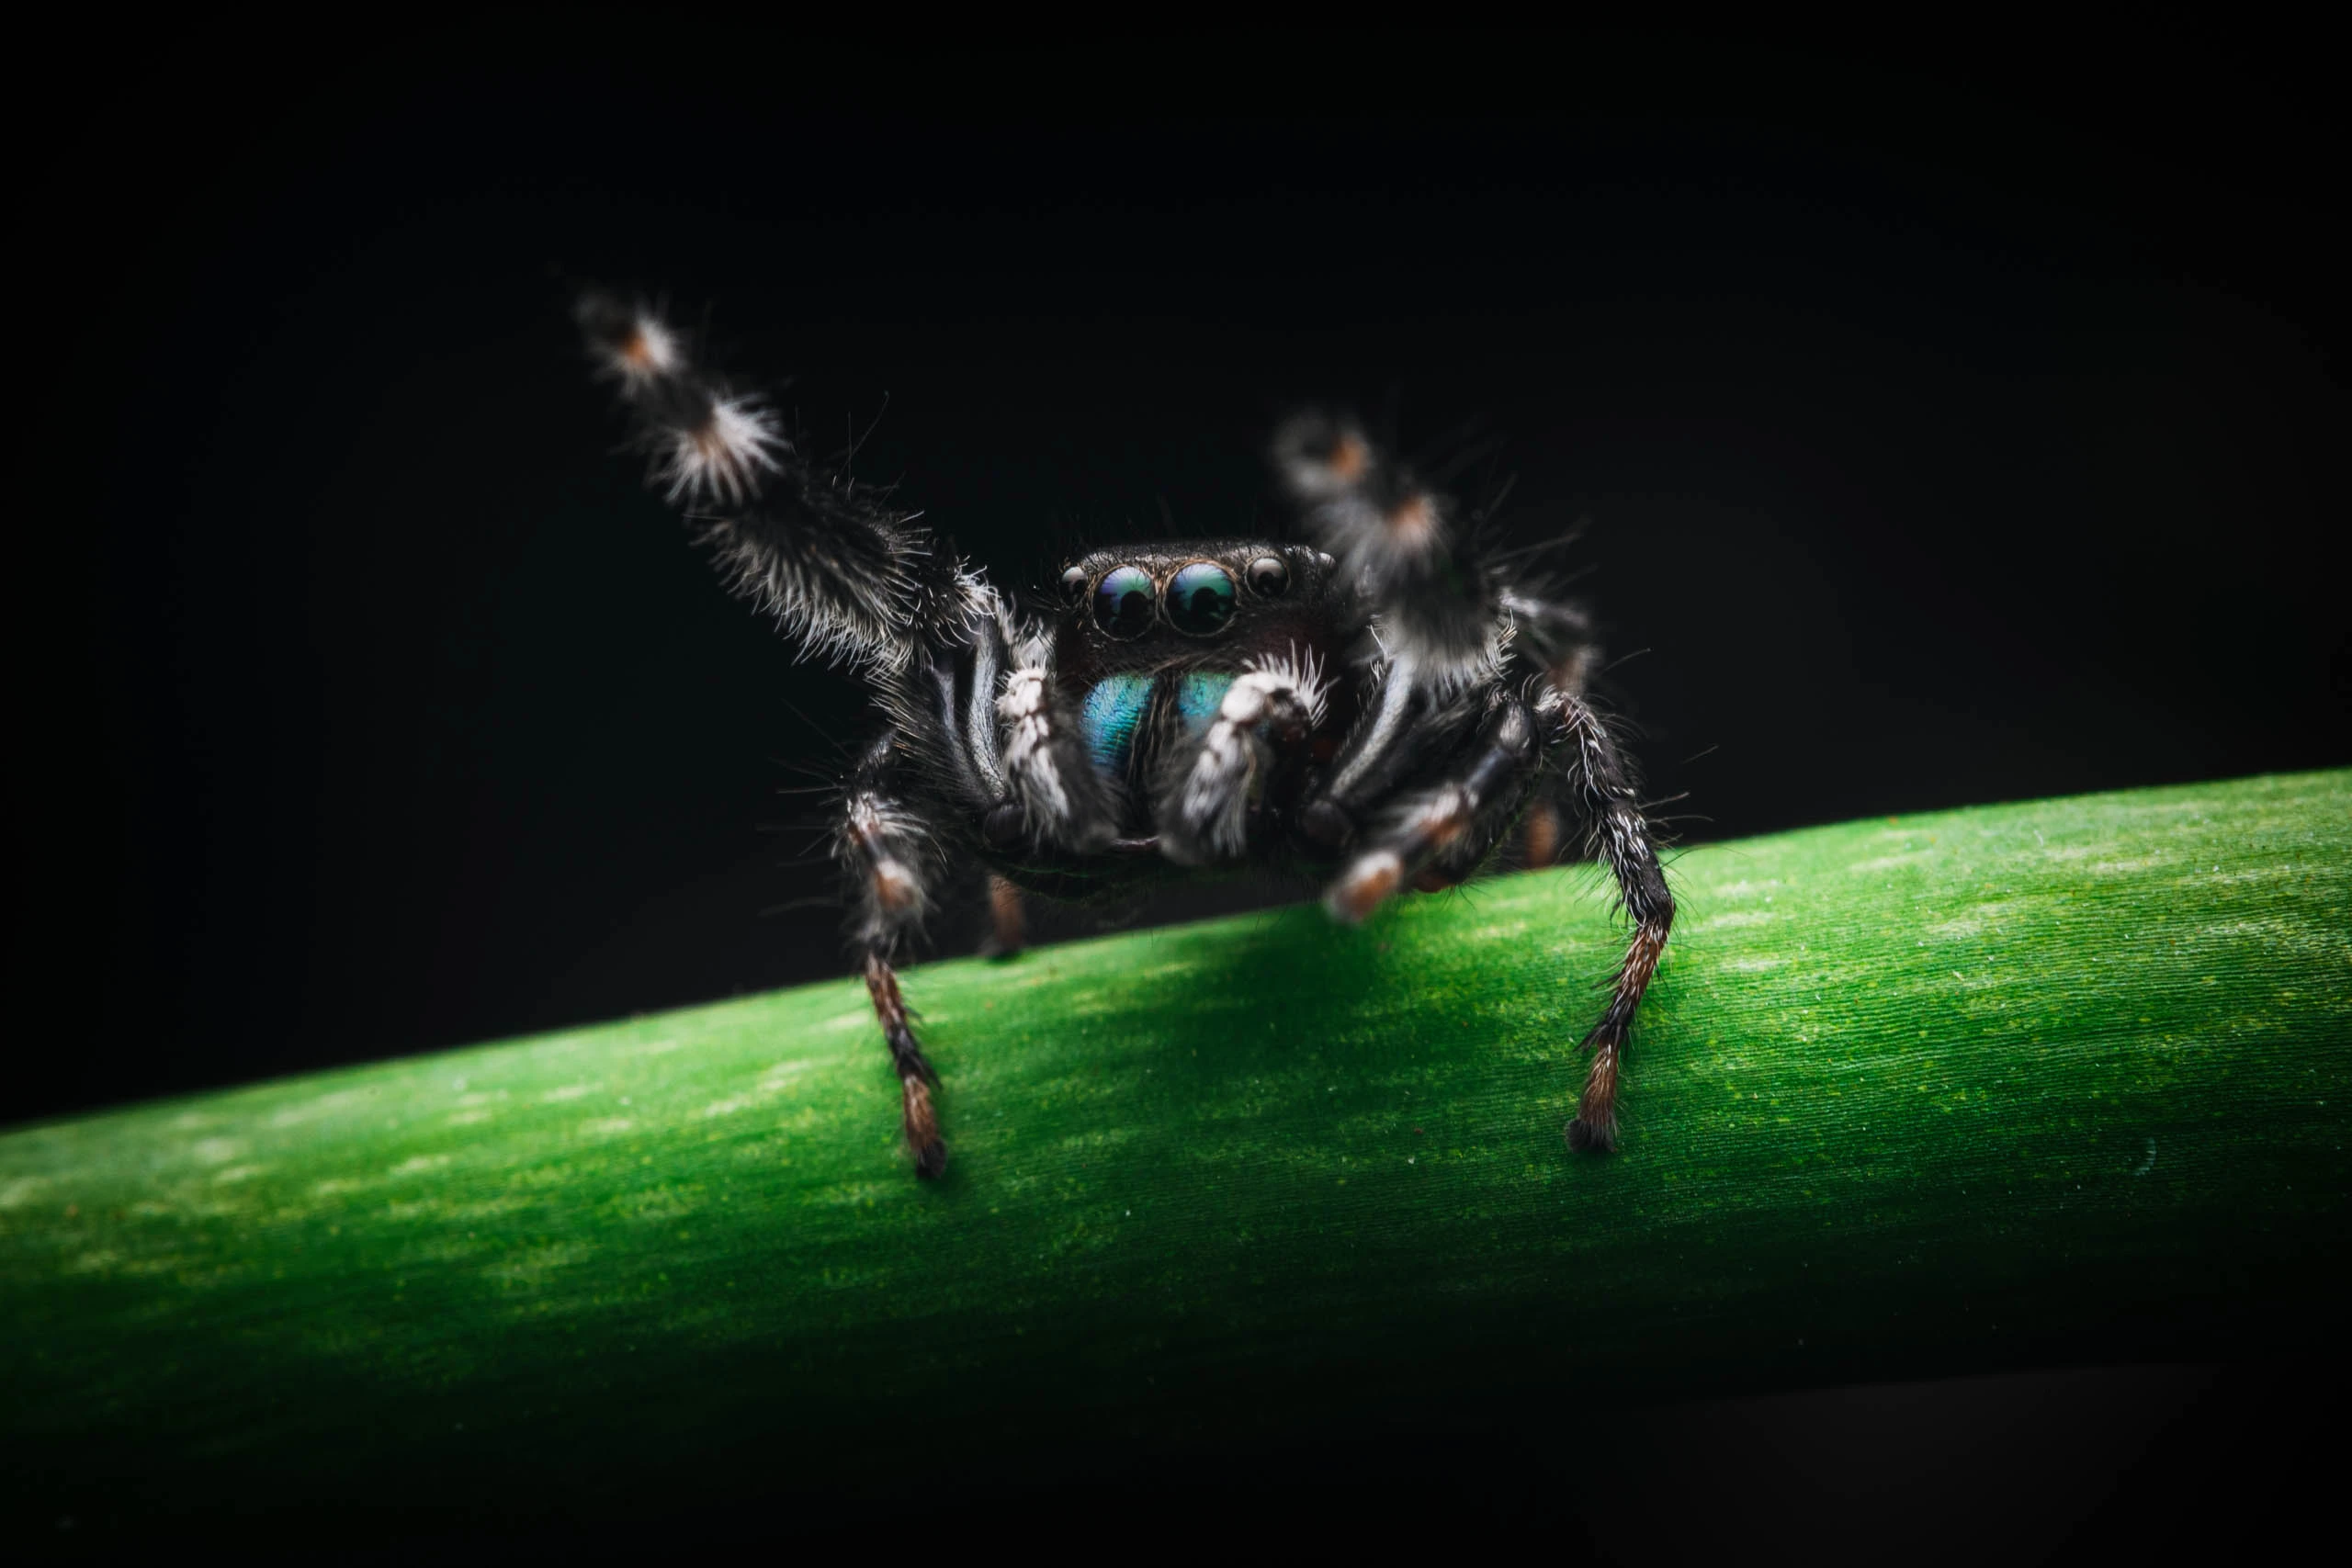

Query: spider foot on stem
left=1566, top=1029, right=1623, bottom=1154
left=902, top=1077, right=948, bottom=1179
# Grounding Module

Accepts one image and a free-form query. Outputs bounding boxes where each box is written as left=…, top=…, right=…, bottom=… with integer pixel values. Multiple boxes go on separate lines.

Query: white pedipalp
left=1168, top=645, right=1331, bottom=863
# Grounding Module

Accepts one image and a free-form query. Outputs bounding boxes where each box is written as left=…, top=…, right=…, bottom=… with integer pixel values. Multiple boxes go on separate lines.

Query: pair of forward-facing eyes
left=1060, top=556, right=1294, bottom=640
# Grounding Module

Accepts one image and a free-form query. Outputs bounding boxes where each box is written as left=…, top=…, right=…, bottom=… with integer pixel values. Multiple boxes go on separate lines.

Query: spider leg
left=1498, top=590, right=1599, bottom=871
left=1498, top=591, right=1599, bottom=694
left=1520, top=797, right=1566, bottom=868
left=1273, top=412, right=1498, bottom=682
left=576, top=291, right=986, bottom=669
left=1292, top=658, right=1430, bottom=850
left=1156, top=647, right=1332, bottom=865
left=836, top=730, right=952, bottom=1178
left=978, top=873, right=1027, bottom=959
left=1488, top=586, right=1674, bottom=1148
left=1272, top=414, right=1498, bottom=850
left=1546, top=686, right=1675, bottom=1155
left=1325, top=691, right=1544, bottom=921
left=995, top=637, right=1118, bottom=852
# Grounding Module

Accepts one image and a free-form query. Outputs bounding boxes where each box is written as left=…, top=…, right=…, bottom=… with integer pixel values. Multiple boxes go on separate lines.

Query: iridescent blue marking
left=1080, top=671, right=1240, bottom=781
left=1175, top=671, right=1234, bottom=736
left=1080, top=674, right=1154, bottom=779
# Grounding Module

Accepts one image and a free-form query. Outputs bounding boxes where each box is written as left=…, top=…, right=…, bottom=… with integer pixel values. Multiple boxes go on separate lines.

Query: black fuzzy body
left=577, top=292, right=1676, bottom=1176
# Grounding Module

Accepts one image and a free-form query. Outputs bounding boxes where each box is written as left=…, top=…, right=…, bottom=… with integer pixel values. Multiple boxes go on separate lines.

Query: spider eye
left=1092, top=565, right=1157, bottom=640
left=1060, top=566, right=1088, bottom=605
left=1165, top=562, right=1237, bottom=637
left=1245, top=555, right=1290, bottom=599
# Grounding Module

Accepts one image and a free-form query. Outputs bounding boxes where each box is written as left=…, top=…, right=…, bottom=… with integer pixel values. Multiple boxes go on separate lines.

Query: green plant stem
left=5, top=772, right=2346, bottom=1526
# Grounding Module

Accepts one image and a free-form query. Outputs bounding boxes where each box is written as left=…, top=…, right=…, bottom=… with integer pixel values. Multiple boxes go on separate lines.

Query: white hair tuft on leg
left=653, top=395, right=786, bottom=505
left=593, top=311, right=683, bottom=389
left=576, top=285, right=981, bottom=674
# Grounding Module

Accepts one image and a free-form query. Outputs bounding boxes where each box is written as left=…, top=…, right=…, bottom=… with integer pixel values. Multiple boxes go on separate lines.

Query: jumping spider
left=575, top=292, right=1674, bottom=1177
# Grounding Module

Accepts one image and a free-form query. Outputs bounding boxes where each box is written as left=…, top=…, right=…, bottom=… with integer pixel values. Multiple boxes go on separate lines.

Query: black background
left=13, top=21, right=2346, bottom=1556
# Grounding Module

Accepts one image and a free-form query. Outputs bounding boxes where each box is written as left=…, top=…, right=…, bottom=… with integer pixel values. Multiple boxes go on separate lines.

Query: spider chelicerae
left=575, top=292, right=1675, bottom=1178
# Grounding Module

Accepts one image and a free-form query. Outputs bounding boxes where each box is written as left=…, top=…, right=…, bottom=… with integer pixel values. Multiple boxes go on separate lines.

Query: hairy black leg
left=836, top=732, right=951, bottom=1177
left=925, top=622, right=1003, bottom=812
left=1499, top=592, right=1598, bottom=695
left=862, top=955, right=944, bottom=1179
left=1325, top=693, right=1543, bottom=922
left=1273, top=415, right=1498, bottom=850
left=576, top=290, right=984, bottom=669
left=1500, top=592, right=1599, bottom=873
left=1548, top=689, right=1675, bottom=1155
left=1296, top=658, right=1428, bottom=850
left=1521, top=798, right=1565, bottom=868
left=1273, top=413, right=1496, bottom=681
left=996, top=637, right=1116, bottom=852
left=978, top=874, right=1027, bottom=960
left=1157, top=648, right=1331, bottom=864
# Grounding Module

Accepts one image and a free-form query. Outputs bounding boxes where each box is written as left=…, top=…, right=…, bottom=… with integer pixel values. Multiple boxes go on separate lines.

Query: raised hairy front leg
left=1270, top=412, right=1499, bottom=852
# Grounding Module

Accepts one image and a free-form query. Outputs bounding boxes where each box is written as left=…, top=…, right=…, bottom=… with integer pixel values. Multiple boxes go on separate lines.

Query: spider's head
left=1054, top=540, right=1338, bottom=668
left=1053, top=541, right=1346, bottom=790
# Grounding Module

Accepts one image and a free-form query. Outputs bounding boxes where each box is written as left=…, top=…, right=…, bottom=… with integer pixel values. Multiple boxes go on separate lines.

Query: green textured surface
left=5, top=772, right=2347, bottom=1523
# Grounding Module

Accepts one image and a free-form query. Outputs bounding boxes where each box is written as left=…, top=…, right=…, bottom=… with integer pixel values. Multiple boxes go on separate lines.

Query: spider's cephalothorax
left=576, top=292, right=1674, bottom=1178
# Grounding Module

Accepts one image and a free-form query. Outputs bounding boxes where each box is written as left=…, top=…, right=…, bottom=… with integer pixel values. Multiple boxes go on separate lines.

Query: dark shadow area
left=19, top=1361, right=2337, bottom=1562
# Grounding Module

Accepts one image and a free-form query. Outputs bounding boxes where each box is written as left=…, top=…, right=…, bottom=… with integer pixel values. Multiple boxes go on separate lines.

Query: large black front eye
left=1165, top=561, right=1237, bottom=637
left=1092, top=565, right=1156, bottom=639
left=1246, top=555, right=1290, bottom=598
